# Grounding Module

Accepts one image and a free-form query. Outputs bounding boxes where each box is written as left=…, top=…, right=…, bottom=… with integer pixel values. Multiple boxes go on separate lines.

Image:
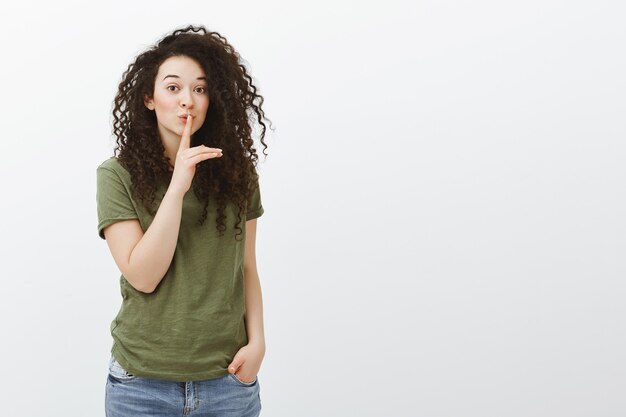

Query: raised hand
left=169, top=112, right=222, bottom=195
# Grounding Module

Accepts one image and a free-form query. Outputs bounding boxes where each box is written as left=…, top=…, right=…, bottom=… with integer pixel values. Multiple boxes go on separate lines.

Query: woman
left=96, top=24, right=271, bottom=416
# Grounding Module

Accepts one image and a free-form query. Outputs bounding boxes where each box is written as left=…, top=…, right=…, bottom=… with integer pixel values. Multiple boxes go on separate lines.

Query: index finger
left=178, top=112, right=193, bottom=151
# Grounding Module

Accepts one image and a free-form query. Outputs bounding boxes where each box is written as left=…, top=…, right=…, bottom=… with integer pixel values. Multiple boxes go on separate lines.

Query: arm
left=103, top=186, right=185, bottom=293
left=243, top=218, right=266, bottom=351
left=101, top=113, right=221, bottom=294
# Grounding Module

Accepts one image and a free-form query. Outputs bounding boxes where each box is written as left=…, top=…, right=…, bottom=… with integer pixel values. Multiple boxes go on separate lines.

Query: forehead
left=157, top=56, right=206, bottom=80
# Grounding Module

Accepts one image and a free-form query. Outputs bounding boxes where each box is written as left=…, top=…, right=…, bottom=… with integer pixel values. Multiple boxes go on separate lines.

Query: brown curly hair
left=110, top=24, right=272, bottom=241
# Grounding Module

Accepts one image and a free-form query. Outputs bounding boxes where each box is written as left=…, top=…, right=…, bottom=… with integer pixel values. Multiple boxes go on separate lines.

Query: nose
left=179, top=88, right=193, bottom=108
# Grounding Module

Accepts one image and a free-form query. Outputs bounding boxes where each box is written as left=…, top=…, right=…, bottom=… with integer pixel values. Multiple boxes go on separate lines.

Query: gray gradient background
left=0, top=0, right=624, bottom=416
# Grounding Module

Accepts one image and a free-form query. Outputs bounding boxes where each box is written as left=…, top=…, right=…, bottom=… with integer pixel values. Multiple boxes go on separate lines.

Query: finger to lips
left=178, top=114, right=193, bottom=151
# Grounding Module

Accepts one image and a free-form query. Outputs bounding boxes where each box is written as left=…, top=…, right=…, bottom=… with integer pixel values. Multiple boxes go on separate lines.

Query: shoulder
left=249, top=167, right=261, bottom=187
left=97, top=157, right=131, bottom=179
left=96, top=157, right=135, bottom=192
left=98, top=156, right=122, bottom=171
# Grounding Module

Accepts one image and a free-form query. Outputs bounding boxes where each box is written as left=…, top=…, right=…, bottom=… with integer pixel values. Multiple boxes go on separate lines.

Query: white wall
left=0, top=0, right=624, bottom=416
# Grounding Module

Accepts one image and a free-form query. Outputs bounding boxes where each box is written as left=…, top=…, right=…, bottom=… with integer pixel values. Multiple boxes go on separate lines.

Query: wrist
left=165, top=185, right=186, bottom=200
left=248, top=338, right=266, bottom=351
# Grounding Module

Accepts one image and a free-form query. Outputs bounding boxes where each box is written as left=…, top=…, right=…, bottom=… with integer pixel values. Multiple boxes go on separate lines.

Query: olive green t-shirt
left=96, top=157, right=264, bottom=381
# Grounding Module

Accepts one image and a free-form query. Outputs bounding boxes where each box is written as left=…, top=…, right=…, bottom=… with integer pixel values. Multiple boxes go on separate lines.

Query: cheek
left=195, top=99, right=209, bottom=117
left=153, top=92, right=177, bottom=111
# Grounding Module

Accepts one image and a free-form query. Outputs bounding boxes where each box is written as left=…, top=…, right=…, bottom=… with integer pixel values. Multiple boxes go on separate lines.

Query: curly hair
left=110, top=24, right=272, bottom=241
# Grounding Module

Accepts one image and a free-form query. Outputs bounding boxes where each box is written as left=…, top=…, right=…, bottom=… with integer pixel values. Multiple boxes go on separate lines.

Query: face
left=144, top=55, right=210, bottom=145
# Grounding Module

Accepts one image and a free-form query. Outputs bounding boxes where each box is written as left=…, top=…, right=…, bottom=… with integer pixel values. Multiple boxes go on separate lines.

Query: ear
left=144, top=94, right=155, bottom=110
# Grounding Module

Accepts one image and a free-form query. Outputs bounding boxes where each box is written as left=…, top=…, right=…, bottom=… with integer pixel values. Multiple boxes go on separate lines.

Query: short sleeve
left=96, top=166, right=139, bottom=240
left=246, top=172, right=264, bottom=221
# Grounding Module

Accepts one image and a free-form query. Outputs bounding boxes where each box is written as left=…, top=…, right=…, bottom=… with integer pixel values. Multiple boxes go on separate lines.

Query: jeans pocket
left=229, top=373, right=258, bottom=386
left=108, top=355, right=137, bottom=382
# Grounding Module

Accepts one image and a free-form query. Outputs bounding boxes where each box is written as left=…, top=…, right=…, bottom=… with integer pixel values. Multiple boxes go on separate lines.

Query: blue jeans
left=105, top=355, right=262, bottom=417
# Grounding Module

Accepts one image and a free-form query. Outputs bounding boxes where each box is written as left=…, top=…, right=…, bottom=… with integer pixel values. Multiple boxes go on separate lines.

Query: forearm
left=243, top=267, right=266, bottom=349
left=127, top=186, right=184, bottom=293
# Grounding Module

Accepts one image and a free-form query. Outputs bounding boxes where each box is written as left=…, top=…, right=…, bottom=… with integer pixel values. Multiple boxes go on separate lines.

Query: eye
left=196, top=87, right=207, bottom=94
left=167, top=85, right=178, bottom=92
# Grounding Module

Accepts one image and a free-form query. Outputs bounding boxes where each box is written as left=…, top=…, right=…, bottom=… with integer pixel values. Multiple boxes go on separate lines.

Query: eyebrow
left=162, top=75, right=207, bottom=81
